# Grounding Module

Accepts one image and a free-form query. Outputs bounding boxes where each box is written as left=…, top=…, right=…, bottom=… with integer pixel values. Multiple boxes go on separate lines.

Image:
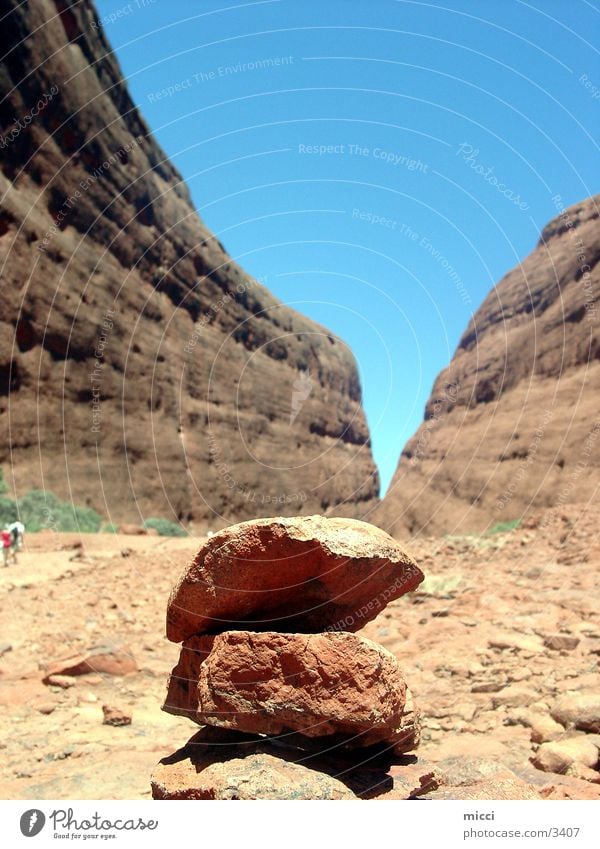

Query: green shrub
left=143, top=517, right=187, bottom=537
left=0, top=496, right=18, bottom=526
left=417, top=573, right=463, bottom=598
left=102, top=523, right=119, bottom=534
left=17, top=490, right=102, bottom=533
left=487, top=519, right=522, bottom=535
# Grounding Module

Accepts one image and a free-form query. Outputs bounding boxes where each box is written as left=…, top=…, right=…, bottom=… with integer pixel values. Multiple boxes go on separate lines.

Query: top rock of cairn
left=166, top=515, right=424, bottom=642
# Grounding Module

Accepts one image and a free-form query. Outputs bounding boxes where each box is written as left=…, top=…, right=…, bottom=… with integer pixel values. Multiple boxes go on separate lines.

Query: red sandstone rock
left=152, top=748, right=357, bottom=800
left=544, top=634, right=580, bottom=651
left=102, top=705, right=132, bottom=727
left=525, top=713, right=566, bottom=744
left=42, top=645, right=137, bottom=683
left=394, top=688, right=421, bottom=754
left=163, top=630, right=417, bottom=752
left=45, top=674, right=75, bottom=689
left=119, top=525, right=149, bottom=536
left=166, top=516, right=423, bottom=640
left=151, top=728, right=364, bottom=800
left=383, top=759, right=445, bottom=799
left=551, top=694, right=600, bottom=733
left=531, top=737, right=599, bottom=774
left=541, top=782, right=600, bottom=800
left=426, top=774, right=540, bottom=800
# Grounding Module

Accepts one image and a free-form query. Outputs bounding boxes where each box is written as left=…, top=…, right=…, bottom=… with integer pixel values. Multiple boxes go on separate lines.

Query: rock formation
left=0, top=0, right=379, bottom=527
left=376, top=194, right=599, bottom=536
left=152, top=514, right=426, bottom=799
left=166, top=515, right=423, bottom=640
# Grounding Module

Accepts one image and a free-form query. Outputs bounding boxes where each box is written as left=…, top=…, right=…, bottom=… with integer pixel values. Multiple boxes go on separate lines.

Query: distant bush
left=0, top=470, right=104, bottom=532
left=0, top=469, right=17, bottom=526
left=488, top=519, right=522, bottom=535
left=0, top=496, right=18, bottom=526
left=143, top=517, right=188, bottom=537
left=417, top=573, right=463, bottom=598
left=102, top=523, right=119, bottom=534
left=17, top=490, right=102, bottom=533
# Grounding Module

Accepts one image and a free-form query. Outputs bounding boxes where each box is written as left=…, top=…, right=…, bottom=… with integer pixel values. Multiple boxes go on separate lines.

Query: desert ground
left=0, top=504, right=598, bottom=800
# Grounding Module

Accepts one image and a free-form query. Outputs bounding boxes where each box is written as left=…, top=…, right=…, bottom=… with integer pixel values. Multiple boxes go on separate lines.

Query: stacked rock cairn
left=151, top=515, right=426, bottom=800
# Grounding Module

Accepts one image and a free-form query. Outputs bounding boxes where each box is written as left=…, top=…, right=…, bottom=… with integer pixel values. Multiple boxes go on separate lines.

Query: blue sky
left=96, top=0, right=599, bottom=494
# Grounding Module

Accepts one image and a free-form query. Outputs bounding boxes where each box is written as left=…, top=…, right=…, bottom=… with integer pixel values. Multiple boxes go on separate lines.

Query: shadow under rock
left=158, top=725, right=418, bottom=798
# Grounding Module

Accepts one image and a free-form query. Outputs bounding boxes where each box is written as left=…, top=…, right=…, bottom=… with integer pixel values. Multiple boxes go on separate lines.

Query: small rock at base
left=46, top=674, right=75, bottom=689
left=544, top=635, right=580, bottom=651
left=102, top=705, right=132, bottom=726
left=550, top=694, right=600, bottom=733
left=42, top=645, right=137, bottom=682
left=424, top=774, right=540, bottom=800
left=531, top=737, right=599, bottom=774
left=529, top=714, right=566, bottom=744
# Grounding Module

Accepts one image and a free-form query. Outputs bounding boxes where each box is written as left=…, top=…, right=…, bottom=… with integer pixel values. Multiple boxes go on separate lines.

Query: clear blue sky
left=96, top=0, right=599, bottom=494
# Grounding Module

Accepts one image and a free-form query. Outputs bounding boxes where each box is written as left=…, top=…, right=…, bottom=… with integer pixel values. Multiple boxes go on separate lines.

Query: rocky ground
left=0, top=502, right=598, bottom=800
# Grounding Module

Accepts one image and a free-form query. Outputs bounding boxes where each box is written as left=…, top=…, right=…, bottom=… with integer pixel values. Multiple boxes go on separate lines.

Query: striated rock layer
left=0, top=0, right=379, bottom=526
left=166, top=515, right=423, bottom=640
left=163, top=631, right=419, bottom=753
left=376, top=194, right=600, bottom=536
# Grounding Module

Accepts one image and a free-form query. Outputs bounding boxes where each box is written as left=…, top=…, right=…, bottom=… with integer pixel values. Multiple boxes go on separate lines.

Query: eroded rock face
left=166, top=515, right=423, bottom=640
left=376, top=194, right=599, bottom=536
left=0, top=0, right=379, bottom=525
left=163, top=630, right=419, bottom=752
